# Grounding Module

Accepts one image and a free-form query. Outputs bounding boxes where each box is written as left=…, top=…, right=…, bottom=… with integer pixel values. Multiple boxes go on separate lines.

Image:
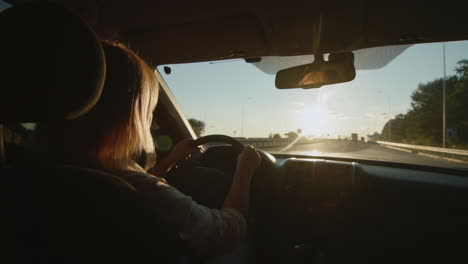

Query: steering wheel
left=192, top=134, right=276, bottom=170
left=192, top=134, right=245, bottom=154
left=166, top=135, right=276, bottom=207
left=193, top=134, right=277, bottom=197
left=192, top=135, right=279, bottom=239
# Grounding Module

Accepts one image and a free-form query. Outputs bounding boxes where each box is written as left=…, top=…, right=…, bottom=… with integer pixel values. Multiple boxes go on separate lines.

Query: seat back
left=0, top=3, right=181, bottom=263
left=0, top=3, right=105, bottom=123
left=3, top=166, right=180, bottom=263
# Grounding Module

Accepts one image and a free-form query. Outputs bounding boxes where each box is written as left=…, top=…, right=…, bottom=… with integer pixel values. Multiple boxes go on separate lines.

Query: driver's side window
left=1, top=123, right=37, bottom=165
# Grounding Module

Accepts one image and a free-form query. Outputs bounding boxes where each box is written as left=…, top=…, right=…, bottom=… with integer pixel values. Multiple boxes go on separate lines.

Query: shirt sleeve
left=119, top=171, right=246, bottom=255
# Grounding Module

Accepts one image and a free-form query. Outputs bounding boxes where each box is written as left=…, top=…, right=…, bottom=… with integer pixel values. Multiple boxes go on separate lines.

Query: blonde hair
left=41, top=40, right=159, bottom=172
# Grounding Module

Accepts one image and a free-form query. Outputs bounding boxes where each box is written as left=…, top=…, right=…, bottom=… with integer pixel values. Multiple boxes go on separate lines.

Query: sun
left=298, top=105, right=330, bottom=137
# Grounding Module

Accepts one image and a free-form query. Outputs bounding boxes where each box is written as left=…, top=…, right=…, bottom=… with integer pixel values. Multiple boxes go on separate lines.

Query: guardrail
left=237, top=138, right=326, bottom=149
left=377, top=141, right=468, bottom=161
left=237, top=138, right=292, bottom=148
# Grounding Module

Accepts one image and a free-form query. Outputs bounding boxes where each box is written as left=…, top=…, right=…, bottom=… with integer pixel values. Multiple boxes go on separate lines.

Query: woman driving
left=39, top=40, right=261, bottom=256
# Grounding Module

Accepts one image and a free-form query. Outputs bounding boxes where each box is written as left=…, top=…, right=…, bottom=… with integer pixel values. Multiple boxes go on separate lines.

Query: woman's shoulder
left=115, top=169, right=194, bottom=218
left=114, top=170, right=169, bottom=188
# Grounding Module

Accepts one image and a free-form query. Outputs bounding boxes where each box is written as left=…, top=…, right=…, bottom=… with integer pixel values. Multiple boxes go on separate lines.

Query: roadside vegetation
left=382, top=60, right=468, bottom=149
left=188, top=118, right=205, bottom=137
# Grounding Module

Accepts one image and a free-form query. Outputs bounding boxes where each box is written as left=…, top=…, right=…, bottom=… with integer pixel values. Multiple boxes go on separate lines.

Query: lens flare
left=299, top=105, right=330, bottom=137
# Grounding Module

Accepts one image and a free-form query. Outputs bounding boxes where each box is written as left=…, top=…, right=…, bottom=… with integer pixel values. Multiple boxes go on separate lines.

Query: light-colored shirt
left=118, top=171, right=246, bottom=255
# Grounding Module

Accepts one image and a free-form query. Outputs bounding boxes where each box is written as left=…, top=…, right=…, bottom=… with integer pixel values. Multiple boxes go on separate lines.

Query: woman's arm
left=223, top=145, right=261, bottom=218
left=154, top=142, right=261, bottom=218
left=178, top=145, right=261, bottom=255
left=151, top=154, right=178, bottom=177
left=127, top=144, right=260, bottom=256
left=152, top=139, right=200, bottom=177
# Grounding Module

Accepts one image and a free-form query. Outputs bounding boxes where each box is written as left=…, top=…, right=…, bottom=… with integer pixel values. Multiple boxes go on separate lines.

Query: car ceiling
left=7, top=0, right=468, bottom=67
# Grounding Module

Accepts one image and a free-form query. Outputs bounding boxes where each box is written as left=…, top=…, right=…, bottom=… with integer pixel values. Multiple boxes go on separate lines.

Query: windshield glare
left=158, top=41, right=468, bottom=170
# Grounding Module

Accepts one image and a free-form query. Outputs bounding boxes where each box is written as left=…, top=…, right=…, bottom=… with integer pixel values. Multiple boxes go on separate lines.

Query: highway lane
left=262, top=140, right=468, bottom=170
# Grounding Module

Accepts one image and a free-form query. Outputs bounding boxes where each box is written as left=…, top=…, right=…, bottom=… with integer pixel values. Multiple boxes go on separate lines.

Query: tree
left=455, top=59, right=468, bottom=80
left=403, top=61, right=466, bottom=147
left=285, top=131, right=299, bottom=140
left=188, top=118, right=205, bottom=137
left=381, top=114, right=409, bottom=143
left=447, top=60, right=468, bottom=147
left=268, top=133, right=282, bottom=139
left=380, top=59, right=468, bottom=148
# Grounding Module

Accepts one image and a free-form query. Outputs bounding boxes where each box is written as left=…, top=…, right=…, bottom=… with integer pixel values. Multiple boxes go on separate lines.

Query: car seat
left=0, top=3, right=181, bottom=263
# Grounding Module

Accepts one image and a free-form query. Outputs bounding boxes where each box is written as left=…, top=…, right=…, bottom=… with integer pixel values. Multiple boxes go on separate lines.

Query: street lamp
left=240, top=97, right=253, bottom=137
left=442, top=43, right=447, bottom=148
left=377, top=90, right=392, bottom=141
left=241, top=104, right=245, bottom=137
left=388, top=119, right=392, bottom=142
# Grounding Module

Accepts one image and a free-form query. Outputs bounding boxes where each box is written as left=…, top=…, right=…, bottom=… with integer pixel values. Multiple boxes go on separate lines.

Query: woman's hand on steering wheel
left=167, top=138, right=202, bottom=163
left=236, top=145, right=261, bottom=173
left=152, top=138, right=201, bottom=177
left=156, top=135, right=273, bottom=179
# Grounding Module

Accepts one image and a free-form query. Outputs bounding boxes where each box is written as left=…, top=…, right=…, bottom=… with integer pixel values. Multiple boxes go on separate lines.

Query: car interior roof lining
left=6, top=0, right=466, bottom=67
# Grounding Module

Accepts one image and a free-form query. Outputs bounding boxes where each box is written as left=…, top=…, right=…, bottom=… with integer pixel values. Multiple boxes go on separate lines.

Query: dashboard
left=250, top=156, right=468, bottom=263
left=172, top=145, right=468, bottom=263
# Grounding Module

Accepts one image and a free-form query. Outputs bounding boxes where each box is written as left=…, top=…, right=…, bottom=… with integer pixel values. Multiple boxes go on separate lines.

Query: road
left=263, top=140, right=468, bottom=170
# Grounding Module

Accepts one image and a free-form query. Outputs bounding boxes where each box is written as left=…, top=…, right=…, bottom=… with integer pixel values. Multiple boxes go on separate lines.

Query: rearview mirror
left=275, top=52, right=356, bottom=89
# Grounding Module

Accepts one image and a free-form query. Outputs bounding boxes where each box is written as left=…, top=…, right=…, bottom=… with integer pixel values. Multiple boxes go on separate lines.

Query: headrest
left=0, top=3, right=105, bottom=122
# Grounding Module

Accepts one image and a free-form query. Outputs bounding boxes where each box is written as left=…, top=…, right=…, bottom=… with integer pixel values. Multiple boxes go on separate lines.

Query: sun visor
left=252, top=45, right=411, bottom=75
left=0, top=3, right=105, bottom=122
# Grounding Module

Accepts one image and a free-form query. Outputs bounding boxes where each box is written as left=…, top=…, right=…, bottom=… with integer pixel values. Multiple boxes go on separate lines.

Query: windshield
left=158, top=41, right=468, bottom=170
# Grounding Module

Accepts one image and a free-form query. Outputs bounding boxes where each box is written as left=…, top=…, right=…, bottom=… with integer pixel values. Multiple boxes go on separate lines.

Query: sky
left=0, top=1, right=10, bottom=11
left=159, top=41, right=468, bottom=139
